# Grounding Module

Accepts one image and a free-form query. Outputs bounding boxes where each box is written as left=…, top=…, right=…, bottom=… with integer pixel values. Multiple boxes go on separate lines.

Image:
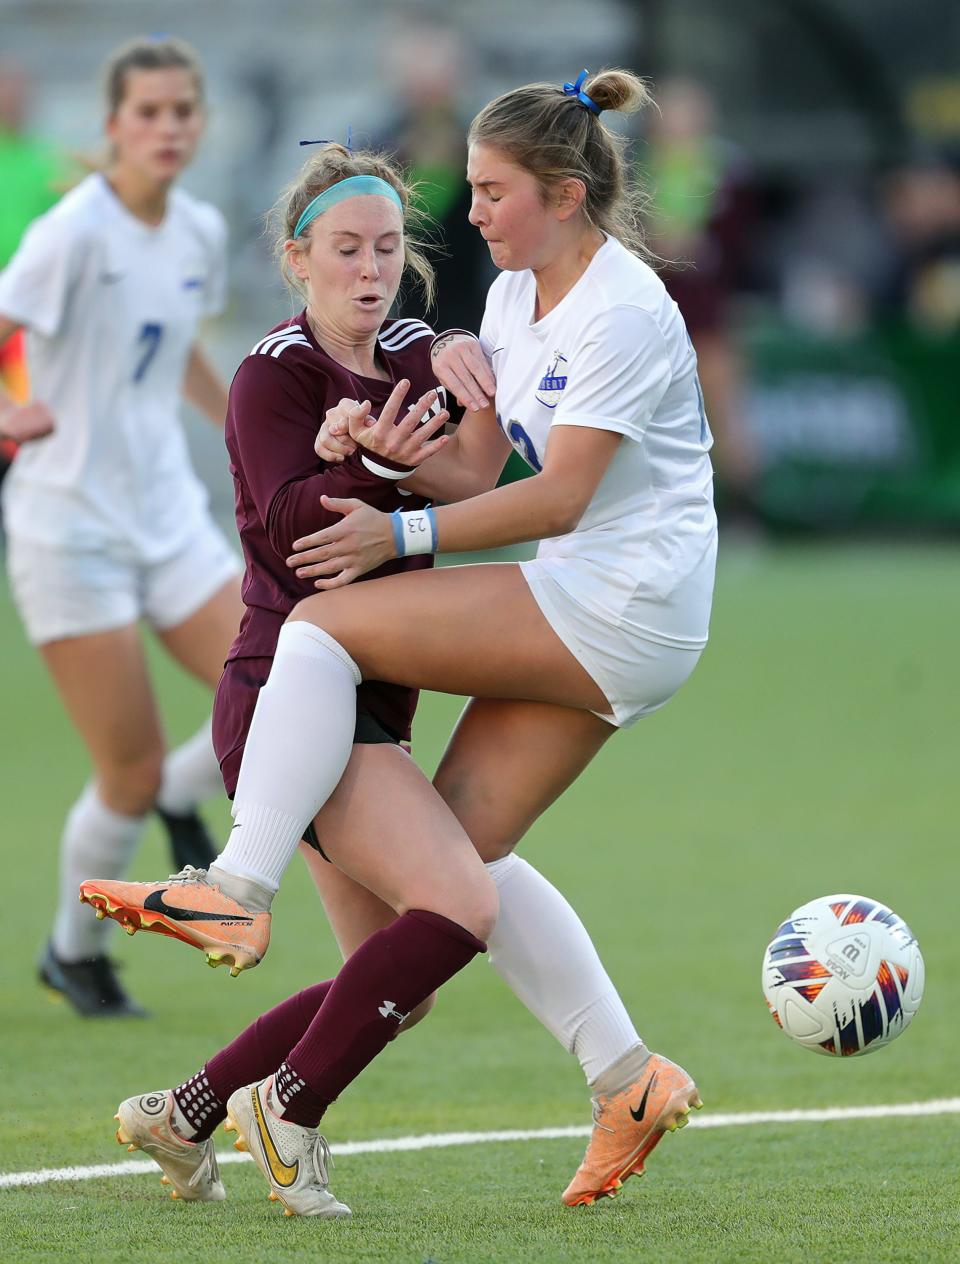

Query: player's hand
left=0, top=400, right=55, bottom=443
left=430, top=331, right=496, bottom=412
left=287, top=497, right=394, bottom=588
left=348, top=378, right=450, bottom=469
left=314, top=399, right=366, bottom=462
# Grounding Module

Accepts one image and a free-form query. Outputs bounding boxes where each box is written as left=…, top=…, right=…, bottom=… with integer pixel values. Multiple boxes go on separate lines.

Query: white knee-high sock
left=213, top=621, right=359, bottom=892
left=52, top=785, right=147, bottom=961
left=156, top=717, right=223, bottom=815
left=485, top=854, right=647, bottom=1087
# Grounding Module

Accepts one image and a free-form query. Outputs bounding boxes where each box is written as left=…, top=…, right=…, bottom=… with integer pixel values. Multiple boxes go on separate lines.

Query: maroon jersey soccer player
left=81, top=146, right=497, bottom=1218
left=214, top=309, right=454, bottom=800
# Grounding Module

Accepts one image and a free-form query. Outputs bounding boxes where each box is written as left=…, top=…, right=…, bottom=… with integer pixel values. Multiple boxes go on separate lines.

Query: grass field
left=1, top=541, right=958, bottom=1262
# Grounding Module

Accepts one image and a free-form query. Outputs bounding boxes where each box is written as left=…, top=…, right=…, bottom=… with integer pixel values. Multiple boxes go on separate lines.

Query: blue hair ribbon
left=293, top=175, right=404, bottom=238
left=562, top=69, right=601, bottom=115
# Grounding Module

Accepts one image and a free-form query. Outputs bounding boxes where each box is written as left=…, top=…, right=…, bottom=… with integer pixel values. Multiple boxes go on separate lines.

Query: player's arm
left=0, top=312, right=55, bottom=441
left=288, top=424, right=621, bottom=587
left=398, top=403, right=512, bottom=503
left=312, top=332, right=506, bottom=501
left=288, top=306, right=669, bottom=585
left=183, top=343, right=230, bottom=427
left=399, top=306, right=666, bottom=552
left=397, top=329, right=508, bottom=500
left=233, top=360, right=443, bottom=558
left=0, top=211, right=86, bottom=441
left=419, top=423, right=621, bottom=550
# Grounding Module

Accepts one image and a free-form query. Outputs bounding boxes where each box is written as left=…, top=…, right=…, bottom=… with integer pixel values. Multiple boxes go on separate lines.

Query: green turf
left=1, top=541, right=957, bottom=1262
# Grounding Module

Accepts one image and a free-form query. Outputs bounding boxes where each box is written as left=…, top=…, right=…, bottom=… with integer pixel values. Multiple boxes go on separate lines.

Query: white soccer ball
left=761, top=893, right=924, bottom=1056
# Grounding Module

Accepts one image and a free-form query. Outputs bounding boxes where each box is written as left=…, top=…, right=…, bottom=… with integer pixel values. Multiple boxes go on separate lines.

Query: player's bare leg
left=307, top=573, right=702, bottom=1203
left=116, top=775, right=444, bottom=1209
left=301, top=848, right=436, bottom=1030
left=300, top=741, right=494, bottom=938
left=153, top=576, right=244, bottom=869
left=82, top=737, right=495, bottom=971
left=434, top=696, right=702, bottom=1203
left=69, top=590, right=253, bottom=973
left=42, top=625, right=167, bottom=818
left=79, top=563, right=599, bottom=965
left=40, top=624, right=167, bottom=1014
left=299, top=752, right=441, bottom=1030
left=300, top=563, right=610, bottom=711
left=155, top=576, right=243, bottom=691
left=434, top=697, right=613, bottom=860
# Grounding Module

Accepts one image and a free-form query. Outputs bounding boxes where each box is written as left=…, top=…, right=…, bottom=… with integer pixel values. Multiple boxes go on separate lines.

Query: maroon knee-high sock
left=173, top=981, right=332, bottom=1141
left=276, top=910, right=485, bottom=1126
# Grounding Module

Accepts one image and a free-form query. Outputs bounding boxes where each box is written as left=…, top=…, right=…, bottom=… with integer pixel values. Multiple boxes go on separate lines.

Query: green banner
left=744, top=321, right=960, bottom=528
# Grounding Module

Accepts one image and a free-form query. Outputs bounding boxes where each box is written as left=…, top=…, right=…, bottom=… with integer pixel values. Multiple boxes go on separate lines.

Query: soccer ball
left=761, top=893, right=924, bottom=1056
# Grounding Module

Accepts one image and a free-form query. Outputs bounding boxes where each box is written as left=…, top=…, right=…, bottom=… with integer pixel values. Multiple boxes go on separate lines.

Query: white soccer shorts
left=6, top=516, right=241, bottom=645
left=520, top=558, right=704, bottom=728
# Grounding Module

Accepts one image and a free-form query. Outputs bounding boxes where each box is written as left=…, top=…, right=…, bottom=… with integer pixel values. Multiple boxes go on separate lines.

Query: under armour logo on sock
left=378, top=999, right=409, bottom=1023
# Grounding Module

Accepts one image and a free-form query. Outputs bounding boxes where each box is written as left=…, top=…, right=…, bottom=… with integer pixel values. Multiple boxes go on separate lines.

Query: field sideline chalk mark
left=2, top=1097, right=958, bottom=1190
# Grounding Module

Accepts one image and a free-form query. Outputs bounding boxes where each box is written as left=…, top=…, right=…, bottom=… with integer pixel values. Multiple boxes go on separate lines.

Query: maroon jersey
left=216, top=311, right=445, bottom=786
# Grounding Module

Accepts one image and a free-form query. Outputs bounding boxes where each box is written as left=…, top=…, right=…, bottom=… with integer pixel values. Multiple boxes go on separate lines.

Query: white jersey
left=0, top=173, right=227, bottom=561
left=480, top=235, right=717, bottom=648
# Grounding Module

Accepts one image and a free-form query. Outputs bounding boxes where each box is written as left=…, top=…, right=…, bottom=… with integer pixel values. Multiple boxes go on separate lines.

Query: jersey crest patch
left=535, top=352, right=568, bottom=409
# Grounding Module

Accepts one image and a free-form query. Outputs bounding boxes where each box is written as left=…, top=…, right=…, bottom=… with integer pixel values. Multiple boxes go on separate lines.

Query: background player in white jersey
left=0, top=37, right=242, bottom=1016
left=85, top=69, right=716, bottom=1207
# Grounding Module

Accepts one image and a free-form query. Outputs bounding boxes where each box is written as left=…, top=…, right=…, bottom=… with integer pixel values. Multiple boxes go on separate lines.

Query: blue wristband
left=390, top=509, right=406, bottom=557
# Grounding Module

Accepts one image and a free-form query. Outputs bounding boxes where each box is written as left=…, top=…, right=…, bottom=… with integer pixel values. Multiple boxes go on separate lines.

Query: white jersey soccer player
left=480, top=232, right=716, bottom=724
left=0, top=172, right=228, bottom=567
left=0, top=37, right=242, bottom=1017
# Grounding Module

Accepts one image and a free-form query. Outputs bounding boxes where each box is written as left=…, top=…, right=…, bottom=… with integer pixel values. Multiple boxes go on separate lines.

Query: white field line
left=2, top=1097, right=958, bottom=1190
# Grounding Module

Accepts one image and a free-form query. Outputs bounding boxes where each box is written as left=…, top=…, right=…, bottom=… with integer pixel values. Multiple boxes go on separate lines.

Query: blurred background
left=3, top=0, right=960, bottom=532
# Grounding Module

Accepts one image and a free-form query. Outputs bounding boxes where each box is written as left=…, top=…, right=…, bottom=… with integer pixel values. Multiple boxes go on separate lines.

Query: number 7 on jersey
left=134, top=322, right=164, bottom=383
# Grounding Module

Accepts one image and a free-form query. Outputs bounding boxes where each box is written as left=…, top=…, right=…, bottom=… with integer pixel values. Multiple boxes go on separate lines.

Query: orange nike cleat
left=562, top=1053, right=702, bottom=1207
left=79, top=866, right=270, bottom=975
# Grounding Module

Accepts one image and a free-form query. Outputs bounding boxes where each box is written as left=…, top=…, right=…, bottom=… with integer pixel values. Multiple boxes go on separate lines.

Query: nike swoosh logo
left=143, top=889, right=254, bottom=924
left=251, top=1083, right=299, bottom=1187
left=630, top=1070, right=659, bottom=1123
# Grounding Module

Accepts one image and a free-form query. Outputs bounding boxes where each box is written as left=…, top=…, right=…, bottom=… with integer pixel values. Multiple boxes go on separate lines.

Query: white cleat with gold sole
left=224, top=1078, right=350, bottom=1218
left=115, top=1090, right=225, bottom=1202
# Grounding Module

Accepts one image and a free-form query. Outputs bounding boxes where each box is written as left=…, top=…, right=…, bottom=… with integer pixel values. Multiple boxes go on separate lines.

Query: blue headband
left=294, top=176, right=404, bottom=238
left=562, top=70, right=601, bottom=115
